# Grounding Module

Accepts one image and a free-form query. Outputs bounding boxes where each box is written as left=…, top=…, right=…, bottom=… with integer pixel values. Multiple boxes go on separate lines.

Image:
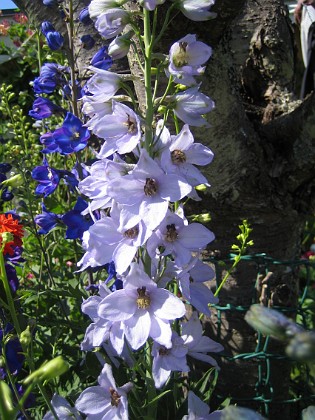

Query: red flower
left=0, top=214, right=24, bottom=255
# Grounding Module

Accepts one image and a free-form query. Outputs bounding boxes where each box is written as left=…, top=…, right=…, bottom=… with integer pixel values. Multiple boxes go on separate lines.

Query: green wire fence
left=207, top=253, right=315, bottom=418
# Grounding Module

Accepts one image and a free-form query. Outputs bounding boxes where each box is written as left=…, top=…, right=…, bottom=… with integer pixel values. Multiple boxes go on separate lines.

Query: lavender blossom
left=75, top=364, right=132, bottom=420
left=90, top=101, right=141, bottom=158
left=181, top=312, right=223, bottom=366
left=147, top=210, right=215, bottom=267
left=43, top=394, right=82, bottom=420
left=106, top=149, right=192, bottom=230
left=143, top=0, right=166, bottom=11
left=77, top=203, right=152, bottom=274
left=178, top=0, right=217, bottom=22
left=78, top=155, right=133, bottom=213
left=95, top=9, right=130, bottom=39
left=89, top=0, right=128, bottom=19
left=160, top=124, right=214, bottom=187
left=168, top=34, right=212, bottom=85
left=173, top=86, right=215, bottom=127
left=97, top=263, right=186, bottom=350
left=151, top=332, right=189, bottom=388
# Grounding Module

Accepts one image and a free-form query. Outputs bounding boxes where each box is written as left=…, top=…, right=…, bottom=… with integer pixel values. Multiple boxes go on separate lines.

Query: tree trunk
left=12, top=0, right=315, bottom=418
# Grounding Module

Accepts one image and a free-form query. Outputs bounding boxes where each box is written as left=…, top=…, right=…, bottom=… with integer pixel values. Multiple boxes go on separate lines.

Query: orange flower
left=0, top=213, right=24, bottom=255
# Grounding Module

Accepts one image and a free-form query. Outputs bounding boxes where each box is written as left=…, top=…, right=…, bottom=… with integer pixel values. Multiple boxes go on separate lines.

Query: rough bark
left=12, top=0, right=315, bottom=418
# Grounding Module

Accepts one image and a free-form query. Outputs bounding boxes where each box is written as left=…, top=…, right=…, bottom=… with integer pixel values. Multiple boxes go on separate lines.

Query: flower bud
left=24, top=356, right=69, bottom=384
left=0, top=380, right=15, bottom=419
left=302, top=405, right=315, bottom=420
left=195, top=184, right=207, bottom=192
left=1, top=174, right=23, bottom=188
left=19, top=326, right=32, bottom=347
left=108, top=34, right=131, bottom=60
left=286, top=331, right=315, bottom=362
left=245, top=304, right=302, bottom=340
left=221, top=405, right=266, bottom=419
left=189, top=213, right=211, bottom=223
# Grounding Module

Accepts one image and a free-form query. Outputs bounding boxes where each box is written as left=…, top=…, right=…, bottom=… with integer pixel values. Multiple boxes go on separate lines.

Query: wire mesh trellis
left=206, top=253, right=315, bottom=418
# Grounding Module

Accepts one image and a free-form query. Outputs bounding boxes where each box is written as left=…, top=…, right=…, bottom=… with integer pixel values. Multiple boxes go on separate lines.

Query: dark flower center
left=136, top=286, right=151, bottom=309
left=159, top=346, right=170, bottom=356
left=125, top=114, right=137, bottom=133
left=110, top=387, right=121, bottom=407
left=144, top=178, right=158, bottom=196
left=171, top=149, right=186, bottom=164
left=165, top=224, right=178, bottom=242
left=173, top=42, right=188, bottom=67
left=123, top=225, right=139, bottom=239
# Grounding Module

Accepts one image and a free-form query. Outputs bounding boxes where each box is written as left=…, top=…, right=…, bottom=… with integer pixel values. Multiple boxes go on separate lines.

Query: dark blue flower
left=29, top=97, right=64, bottom=120
left=40, top=132, right=60, bottom=154
left=34, top=203, right=61, bottom=234
left=80, top=34, right=95, bottom=50
left=0, top=324, right=24, bottom=379
left=5, top=263, right=19, bottom=293
left=33, top=77, right=56, bottom=94
left=33, top=63, right=68, bottom=94
left=0, top=163, right=12, bottom=174
left=32, top=158, right=78, bottom=197
left=45, top=31, right=64, bottom=51
left=41, top=21, right=55, bottom=36
left=62, top=197, right=93, bottom=239
left=53, top=112, right=90, bottom=155
left=43, top=0, right=58, bottom=5
left=1, top=187, right=14, bottom=202
left=79, top=8, right=93, bottom=25
left=90, top=46, right=113, bottom=70
left=31, top=159, right=62, bottom=197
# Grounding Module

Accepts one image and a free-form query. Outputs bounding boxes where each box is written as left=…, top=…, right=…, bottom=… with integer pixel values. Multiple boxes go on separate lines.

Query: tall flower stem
left=0, top=253, right=58, bottom=419
left=143, top=8, right=154, bottom=153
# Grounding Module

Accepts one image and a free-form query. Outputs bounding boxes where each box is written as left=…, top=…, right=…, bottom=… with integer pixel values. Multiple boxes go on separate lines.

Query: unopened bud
left=1, top=174, right=23, bottom=188
left=221, top=405, right=266, bottom=419
left=189, top=213, right=211, bottom=223
left=19, top=326, right=32, bottom=347
left=245, top=304, right=302, bottom=340
left=24, top=356, right=69, bottom=384
left=108, top=34, right=131, bottom=60
left=195, top=184, right=207, bottom=192
left=286, top=331, right=315, bottom=362
left=0, top=380, right=15, bottom=419
left=302, top=405, right=315, bottom=420
left=0, top=232, right=14, bottom=245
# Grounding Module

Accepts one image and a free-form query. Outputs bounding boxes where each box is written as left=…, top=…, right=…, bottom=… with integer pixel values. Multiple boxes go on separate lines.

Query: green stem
left=0, top=252, right=22, bottom=335
left=0, top=253, right=58, bottom=418
left=214, top=255, right=241, bottom=297
left=143, top=8, right=154, bottom=152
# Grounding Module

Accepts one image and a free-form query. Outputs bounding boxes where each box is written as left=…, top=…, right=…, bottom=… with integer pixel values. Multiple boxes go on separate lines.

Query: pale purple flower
left=89, top=0, right=128, bottom=20
left=178, top=0, right=217, bottom=22
left=147, top=210, right=215, bottom=267
left=97, top=263, right=186, bottom=350
left=106, top=149, right=192, bottom=230
left=168, top=34, right=212, bottom=85
left=108, top=34, right=131, bottom=59
left=182, top=391, right=221, bottom=420
left=181, top=312, right=223, bottom=367
left=90, top=101, right=141, bottom=158
left=95, top=9, right=130, bottom=39
left=143, top=0, right=166, bottom=11
left=173, top=86, right=215, bottom=127
left=78, top=203, right=152, bottom=274
left=86, top=66, right=122, bottom=101
left=43, top=394, right=82, bottom=420
left=75, top=364, right=132, bottom=420
left=160, top=124, right=214, bottom=187
left=177, top=258, right=218, bottom=315
left=151, top=332, right=189, bottom=388
left=78, top=155, right=133, bottom=214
